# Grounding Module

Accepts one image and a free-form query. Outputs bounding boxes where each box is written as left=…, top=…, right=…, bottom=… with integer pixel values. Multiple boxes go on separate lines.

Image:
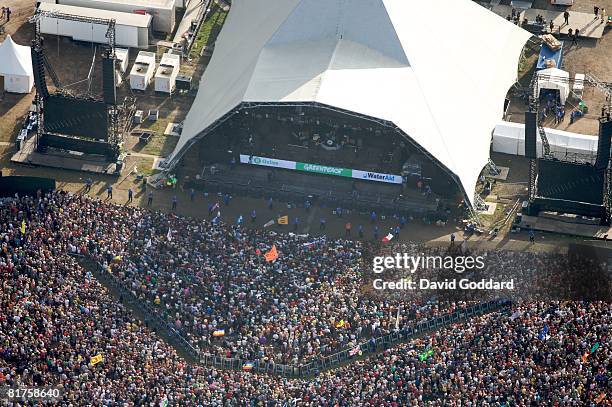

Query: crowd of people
left=0, top=191, right=609, bottom=405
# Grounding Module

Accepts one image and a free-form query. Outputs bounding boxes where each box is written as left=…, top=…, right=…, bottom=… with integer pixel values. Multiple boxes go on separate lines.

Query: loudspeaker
left=595, top=118, right=612, bottom=170
left=31, top=45, right=49, bottom=99
left=525, top=111, right=537, bottom=159
left=102, top=52, right=117, bottom=105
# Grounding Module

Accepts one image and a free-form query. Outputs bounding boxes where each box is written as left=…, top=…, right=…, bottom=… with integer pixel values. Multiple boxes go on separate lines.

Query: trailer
left=130, top=51, right=156, bottom=90
left=40, top=0, right=176, bottom=34
left=154, top=52, right=180, bottom=93
left=38, top=3, right=151, bottom=49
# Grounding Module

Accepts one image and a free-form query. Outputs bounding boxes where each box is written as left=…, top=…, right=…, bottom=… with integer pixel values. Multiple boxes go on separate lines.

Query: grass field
left=190, top=7, right=228, bottom=61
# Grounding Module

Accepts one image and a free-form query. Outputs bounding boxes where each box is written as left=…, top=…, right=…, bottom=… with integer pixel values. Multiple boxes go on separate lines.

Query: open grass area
left=138, top=134, right=179, bottom=158
left=190, top=7, right=228, bottom=60
left=517, top=47, right=539, bottom=86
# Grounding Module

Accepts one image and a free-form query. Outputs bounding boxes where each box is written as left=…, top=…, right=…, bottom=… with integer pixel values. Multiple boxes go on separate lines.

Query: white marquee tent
left=0, top=35, right=34, bottom=94
left=493, top=120, right=598, bottom=159
left=536, top=68, right=570, bottom=105
left=163, top=0, right=532, bottom=204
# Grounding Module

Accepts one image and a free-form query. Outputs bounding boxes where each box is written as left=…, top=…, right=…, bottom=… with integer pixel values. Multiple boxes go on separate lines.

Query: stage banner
left=239, top=155, right=296, bottom=170
left=296, top=163, right=352, bottom=177
left=239, top=155, right=403, bottom=184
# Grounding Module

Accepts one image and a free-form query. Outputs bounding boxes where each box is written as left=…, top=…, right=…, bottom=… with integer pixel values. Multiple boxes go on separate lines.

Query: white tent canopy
left=0, top=35, right=34, bottom=94
left=493, top=120, right=598, bottom=159
left=536, top=68, right=570, bottom=104
left=165, top=0, right=531, bottom=204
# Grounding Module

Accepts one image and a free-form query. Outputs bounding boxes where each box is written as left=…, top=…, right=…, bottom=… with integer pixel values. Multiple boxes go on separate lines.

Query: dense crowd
left=0, top=191, right=609, bottom=405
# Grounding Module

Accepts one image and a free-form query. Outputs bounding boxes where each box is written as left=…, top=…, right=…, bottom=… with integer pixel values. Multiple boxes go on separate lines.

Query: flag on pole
left=20, top=220, right=26, bottom=234
left=538, top=324, right=549, bottom=340
left=263, top=219, right=275, bottom=228
left=419, top=348, right=434, bottom=361
left=277, top=215, right=289, bottom=225
left=335, top=319, right=345, bottom=328
left=264, top=245, right=279, bottom=262
left=212, top=329, right=225, bottom=337
left=591, top=342, right=600, bottom=353
left=595, top=393, right=607, bottom=403
left=582, top=352, right=589, bottom=362
left=382, top=233, right=394, bottom=242
left=90, top=353, right=104, bottom=366
left=395, top=306, right=401, bottom=330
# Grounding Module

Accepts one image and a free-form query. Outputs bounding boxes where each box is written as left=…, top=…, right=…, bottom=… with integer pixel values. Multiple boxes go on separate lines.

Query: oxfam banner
left=239, top=155, right=403, bottom=184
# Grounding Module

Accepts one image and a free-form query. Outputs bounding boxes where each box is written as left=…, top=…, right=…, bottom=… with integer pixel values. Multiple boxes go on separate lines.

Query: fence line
left=75, top=253, right=511, bottom=378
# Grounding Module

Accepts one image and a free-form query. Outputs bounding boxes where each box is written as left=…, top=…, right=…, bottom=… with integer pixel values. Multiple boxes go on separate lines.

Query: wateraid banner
left=239, top=155, right=403, bottom=184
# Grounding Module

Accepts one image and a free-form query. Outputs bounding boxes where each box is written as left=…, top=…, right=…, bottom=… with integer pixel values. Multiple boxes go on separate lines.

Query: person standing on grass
left=190, top=188, right=195, bottom=201
left=345, top=222, right=351, bottom=237
left=172, top=195, right=177, bottom=211
left=84, top=178, right=92, bottom=193
left=251, top=209, right=256, bottom=223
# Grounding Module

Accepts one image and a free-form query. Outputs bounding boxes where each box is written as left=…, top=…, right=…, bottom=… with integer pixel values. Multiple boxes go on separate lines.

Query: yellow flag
left=90, top=353, right=104, bottom=366
left=277, top=216, right=289, bottom=225
left=20, top=220, right=26, bottom=234
left=336, top=320, right=345, bottom=328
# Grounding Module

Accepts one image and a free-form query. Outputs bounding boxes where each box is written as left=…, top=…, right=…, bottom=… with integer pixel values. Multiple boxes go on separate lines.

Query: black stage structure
left=177, top=102, right=467, bottom=217
left=28, top=10, right=124, bottom=164
left=527, top=115, right=612, bottom=224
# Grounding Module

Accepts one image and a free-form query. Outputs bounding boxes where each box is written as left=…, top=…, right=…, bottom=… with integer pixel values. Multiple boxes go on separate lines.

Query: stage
left=489, top=6, right=606, bottom=39
left=183, top=165, right=442, bottom=215
left=522, top=8, right=607, bottom=39
left=11, top=136, right=118, bottom=175
left=521, top=214, right=612, bottom=239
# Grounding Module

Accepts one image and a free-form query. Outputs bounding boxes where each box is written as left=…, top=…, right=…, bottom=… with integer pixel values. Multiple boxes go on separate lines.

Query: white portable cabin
left=130, top=51, right=156, bottom=90
left=38, top=3, right=151, bottom=49
left=113, top=48, right=129, bottom=86
left=41, top=0, right=176, bottom=34
left=155, top=52, right=180, bottom=93
left=0, top=36, right=34, bottom=94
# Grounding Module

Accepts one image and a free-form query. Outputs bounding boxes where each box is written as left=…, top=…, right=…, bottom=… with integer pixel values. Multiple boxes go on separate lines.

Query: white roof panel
left=167, top=0, right=532, bottom=204
left=38, top=3, right=152, bottom=27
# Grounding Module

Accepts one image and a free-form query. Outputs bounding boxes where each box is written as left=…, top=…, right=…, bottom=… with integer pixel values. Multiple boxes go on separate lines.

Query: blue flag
left=538, top=324, right=549, bottom=340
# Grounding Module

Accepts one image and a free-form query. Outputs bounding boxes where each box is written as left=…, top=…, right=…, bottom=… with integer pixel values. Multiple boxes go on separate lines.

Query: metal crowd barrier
left=76, top=252, right=511, bottom=379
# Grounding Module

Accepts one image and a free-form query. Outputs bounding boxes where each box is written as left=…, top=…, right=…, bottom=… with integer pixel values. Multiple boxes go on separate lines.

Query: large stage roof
left=165, top=0, right=531, bottom=204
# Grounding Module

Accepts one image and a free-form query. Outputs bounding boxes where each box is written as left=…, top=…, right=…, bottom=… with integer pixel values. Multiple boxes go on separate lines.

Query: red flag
left=264, top=245, right=278, bottom=262
left=382, top=233, right=394, bottom=242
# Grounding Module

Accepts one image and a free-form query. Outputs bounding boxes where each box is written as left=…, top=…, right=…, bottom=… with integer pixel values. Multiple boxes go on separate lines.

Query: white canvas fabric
left=536, top=68, right=570, bottom=105
left=0, top=35, right=34, bottom=93
left=166, top=0, right=532, bottom=204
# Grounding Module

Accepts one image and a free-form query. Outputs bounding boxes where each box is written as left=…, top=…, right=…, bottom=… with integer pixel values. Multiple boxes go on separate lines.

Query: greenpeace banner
left=239, top=155, right=403, bottom=184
